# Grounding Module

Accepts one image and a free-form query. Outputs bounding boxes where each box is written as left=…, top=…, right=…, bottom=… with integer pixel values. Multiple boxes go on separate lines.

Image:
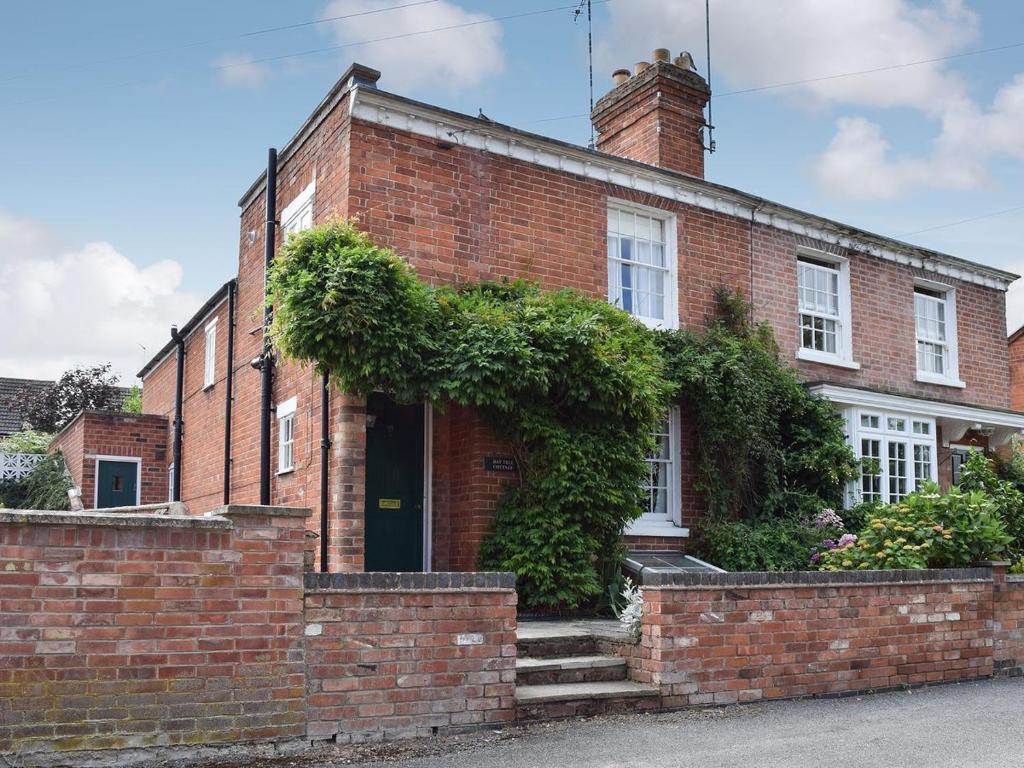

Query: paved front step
left=516, top=654, right=627, bottom=686
left=515, top=680, right=661, bottom=720
left=516, top=622, right=596, bottom=658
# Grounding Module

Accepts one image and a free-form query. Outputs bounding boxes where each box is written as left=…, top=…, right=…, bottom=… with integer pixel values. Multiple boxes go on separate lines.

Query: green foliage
left=660, top=290, right=858, bottom=520
left=819, top=483, right=1011, bottom=571
left=0, top=451, right=72, bottom=511
left=0, top=429, right=53, bottom=454
left=697, top=515, right=832, bottom=571
left=990, top=443, right=1024, bottom=561
left=121, top=385, right=142, bottom=414
left=268, top=220, right=669, bottom=611
left=11, top=363, right=122, bottom=432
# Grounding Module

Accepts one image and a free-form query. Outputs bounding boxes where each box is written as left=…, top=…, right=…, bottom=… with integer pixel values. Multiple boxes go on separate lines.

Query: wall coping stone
left=211, top=504, right=312, bottom=518
left=642, top=567, right=991, bottom=588
left=1006, top=574, right=1024, bottom=583
left=0, top=508, right=232, bottom=530
left=84, top=501, right=189, bottom=516
left=305, top=571, right=516, bottom=592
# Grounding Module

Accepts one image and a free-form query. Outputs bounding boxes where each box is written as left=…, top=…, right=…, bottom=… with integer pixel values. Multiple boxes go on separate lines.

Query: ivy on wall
left=268, top=220, right=857, bottom=610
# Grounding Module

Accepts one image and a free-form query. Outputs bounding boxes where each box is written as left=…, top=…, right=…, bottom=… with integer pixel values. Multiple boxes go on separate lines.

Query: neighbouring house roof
left=136, top=279, right=235, bottom=380
left=1009, top=324, right=1024, bottom=345
left=0, top=378, right=132, bottom=437
left=0, top=377, right=53, bottom=436
left=238, top=62, right=1019, bottom=292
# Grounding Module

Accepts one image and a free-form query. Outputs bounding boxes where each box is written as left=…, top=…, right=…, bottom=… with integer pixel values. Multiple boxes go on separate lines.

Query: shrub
left=0, top=451, right=72, bottom=511
left=819, top=483, right=1010, bottom=571
left=698, top=515, right=834, bottom=571
left=0, top=429, right=53, bottom=454
left=989, top=445, right=1024, bottom=561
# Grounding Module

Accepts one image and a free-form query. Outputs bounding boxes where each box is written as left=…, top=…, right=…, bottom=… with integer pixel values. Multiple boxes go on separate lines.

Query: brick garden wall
left=993, top=569, right=1024, bottom=676
left=304, top=571, right=517, bottom=742
left=0, top=505, right=309, bottom=759
left=635, top=568, right=1013, bottom=707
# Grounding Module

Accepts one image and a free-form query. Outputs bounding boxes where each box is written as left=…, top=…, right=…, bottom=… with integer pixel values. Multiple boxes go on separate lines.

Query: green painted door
left=96, top=460, right=138, bottom=508
left=364, top=393, right=425, bottom=572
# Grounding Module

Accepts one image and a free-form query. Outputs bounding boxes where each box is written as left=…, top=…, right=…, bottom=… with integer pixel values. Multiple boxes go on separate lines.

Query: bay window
left=852, top=410, right=936, bottom=504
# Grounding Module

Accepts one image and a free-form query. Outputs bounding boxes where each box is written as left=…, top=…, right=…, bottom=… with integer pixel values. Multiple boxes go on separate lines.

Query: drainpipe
left=320, top=371, right=330, bottom=572
left=223, top=281, right=236, bottom=505
left=171, top=325, right=185, bottom=502
left=259, top=148, right=277, bottom=505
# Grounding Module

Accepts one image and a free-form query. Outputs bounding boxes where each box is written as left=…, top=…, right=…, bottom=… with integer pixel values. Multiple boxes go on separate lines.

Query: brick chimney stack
left=591, top=48, right=711, bottom=178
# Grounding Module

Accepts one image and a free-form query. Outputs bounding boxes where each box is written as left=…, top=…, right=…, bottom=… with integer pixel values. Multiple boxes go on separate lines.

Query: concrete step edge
left=515, top=655, right=626, bottom=673
left=515, top=680, right=660, bottom=704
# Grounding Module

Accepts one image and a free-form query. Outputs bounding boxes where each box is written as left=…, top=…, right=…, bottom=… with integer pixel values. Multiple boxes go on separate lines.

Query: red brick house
left=137, top=52, right=1024, bottom=572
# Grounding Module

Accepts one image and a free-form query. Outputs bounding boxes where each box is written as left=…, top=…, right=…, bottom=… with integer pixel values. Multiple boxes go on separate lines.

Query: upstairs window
left=281, top=180, right=315, bottom=238
left=795, top=252, right=856, bottom=368
left=203, top=319, right=217, bottom=389
left=607, top=203, right=678, bottom=329
left=277, top=397, right=297, bottom=474
left=914, top=284, right=961, bottom=387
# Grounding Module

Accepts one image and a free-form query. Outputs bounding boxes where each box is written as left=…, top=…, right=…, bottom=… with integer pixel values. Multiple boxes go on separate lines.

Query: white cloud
left=599, top=0, right=1024, bottom=200
left=318, top=0, right=504, bottom=92
left=213, top=53, right=271, bottom=88
left=0, top=211, right=201, bottom=383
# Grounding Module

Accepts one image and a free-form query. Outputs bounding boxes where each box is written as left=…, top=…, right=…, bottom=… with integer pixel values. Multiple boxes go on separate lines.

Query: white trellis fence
left=0, top=452, right=44, bottom=481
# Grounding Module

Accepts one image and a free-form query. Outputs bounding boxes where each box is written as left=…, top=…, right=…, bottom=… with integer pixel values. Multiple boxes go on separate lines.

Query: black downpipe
left=171, top=325, right=185, bottom=502
left=259, top=148, right=277, bottom=505
left=320, top=372, right=330, bottom=572
left=223, top=281, right=236, bottom=505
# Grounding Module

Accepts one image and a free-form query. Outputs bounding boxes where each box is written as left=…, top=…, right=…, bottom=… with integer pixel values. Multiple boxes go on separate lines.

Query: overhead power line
left=899, top=204, right=1024, bottom=237
left=524, top=38, right=1024, bottom=124
left=1, top=0, right=442, bottom=84
left=6, top=0, right=612, bottom=108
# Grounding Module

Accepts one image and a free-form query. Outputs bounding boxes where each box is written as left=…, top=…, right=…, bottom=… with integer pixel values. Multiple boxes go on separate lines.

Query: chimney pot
left=634, top=61, right=651, bottom=76
left=612, top=68, right=630, bottom=87
left=674, top=52, right=697, bottom=72
left=652, top=48, right=670, bottom=63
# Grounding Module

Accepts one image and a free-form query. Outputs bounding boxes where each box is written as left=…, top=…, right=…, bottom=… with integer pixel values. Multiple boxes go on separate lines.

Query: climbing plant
left=268, top=221, right=858, bottom=607
left=268, top=220, right=670, bottom=610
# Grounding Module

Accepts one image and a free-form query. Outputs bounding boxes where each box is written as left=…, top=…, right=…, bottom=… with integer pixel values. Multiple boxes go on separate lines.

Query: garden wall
left=304, top=572, right=517, bottom=742
left=636, top=567, right=1020, bottom=706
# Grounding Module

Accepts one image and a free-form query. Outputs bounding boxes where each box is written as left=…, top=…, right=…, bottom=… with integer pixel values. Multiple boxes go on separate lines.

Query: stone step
left=516, top=654, right=627, bottom=686
left=516, top=622, right=596, bottom=658
left=515, top=680, right=661, bottom=721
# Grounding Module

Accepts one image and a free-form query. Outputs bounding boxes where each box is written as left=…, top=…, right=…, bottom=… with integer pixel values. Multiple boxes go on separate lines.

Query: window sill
left=623, top=519, right=690, bottom=538
left=277, top=467, right=294, bottom=476
left=203, top=382, right=215, bottom=392
left=915, top=372, right=966, bottom=389
left=796, top=348, right=861, bottom=370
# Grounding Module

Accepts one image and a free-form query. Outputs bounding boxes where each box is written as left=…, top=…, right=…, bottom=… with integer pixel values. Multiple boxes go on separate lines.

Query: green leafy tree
left=14, top=363, right=121, bottom=432
left=0, top=451, right=72, bottom=510
left=121, top=385, right=142, bottom=414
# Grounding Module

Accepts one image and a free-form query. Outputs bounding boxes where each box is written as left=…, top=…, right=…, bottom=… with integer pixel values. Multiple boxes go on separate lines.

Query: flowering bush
left=615, top=577, right=644, bottom=642
left=819, top=484, right=1010, bottom=571
left=812, top=507, right=844, bottom=529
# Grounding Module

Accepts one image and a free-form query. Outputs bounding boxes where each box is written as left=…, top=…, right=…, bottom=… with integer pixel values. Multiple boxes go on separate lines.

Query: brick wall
left=304, top=571, right=517, bottom=743
left=993, top=567, right=1024, bottom=676
left=635, top=568, right=1001, bottom=706
left=1009, top=331, right=1024, bottom=411
left=49, top=411, right=169, bottom=508
left=0, top=505, right=309, bottom=758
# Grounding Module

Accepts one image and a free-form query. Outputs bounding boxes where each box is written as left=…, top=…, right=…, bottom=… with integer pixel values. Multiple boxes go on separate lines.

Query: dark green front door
left=96, top=460, right=138, bottom=508
left=364, top=393, right=425, bottom=572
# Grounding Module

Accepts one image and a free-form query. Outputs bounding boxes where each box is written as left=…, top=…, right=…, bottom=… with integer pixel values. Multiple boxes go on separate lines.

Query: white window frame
left=848, top=408, right=937, bottom=505
left=914, top=280, right=964, bottom=388
left=606, top=200, right=679, bottom=330
left=277, top=396, right=297, bottom=475
left=795, top=248, right=858, bottom=370
left=203, top=318, right=217, bottom=389
left=280, top=180, right=316, bottom=238
left=168, top=463, right=175, bottom=502
left=625, top=407, right=687, bottom=537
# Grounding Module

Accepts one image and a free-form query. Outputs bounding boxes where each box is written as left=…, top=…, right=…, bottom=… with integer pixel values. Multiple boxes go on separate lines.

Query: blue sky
left=2, top=0, right=1023, bottom=381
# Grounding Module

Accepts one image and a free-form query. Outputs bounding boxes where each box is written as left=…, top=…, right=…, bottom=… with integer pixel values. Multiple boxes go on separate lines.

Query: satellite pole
left=574, top=0, right=595, bottom=148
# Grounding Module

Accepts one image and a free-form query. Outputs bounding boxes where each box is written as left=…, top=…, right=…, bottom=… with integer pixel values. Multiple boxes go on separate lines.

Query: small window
left=912, top=421, right=930, bottom=436
left=168, top=463, right=175, bottom=502
left=887, top=417, right=906, bottom=432
left=607, top=204, right=677, bottom=329
left=860, top=414, right=880, bottom=430
left=203, top=319, right=217, bottom=389
left=281, top=181, right=315, bottom=237
left=277, top=396, right=297, bottom=474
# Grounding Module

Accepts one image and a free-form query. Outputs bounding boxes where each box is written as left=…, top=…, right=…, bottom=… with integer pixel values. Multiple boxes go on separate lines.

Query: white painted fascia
left=349, top=87, right=1016, bottom=291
